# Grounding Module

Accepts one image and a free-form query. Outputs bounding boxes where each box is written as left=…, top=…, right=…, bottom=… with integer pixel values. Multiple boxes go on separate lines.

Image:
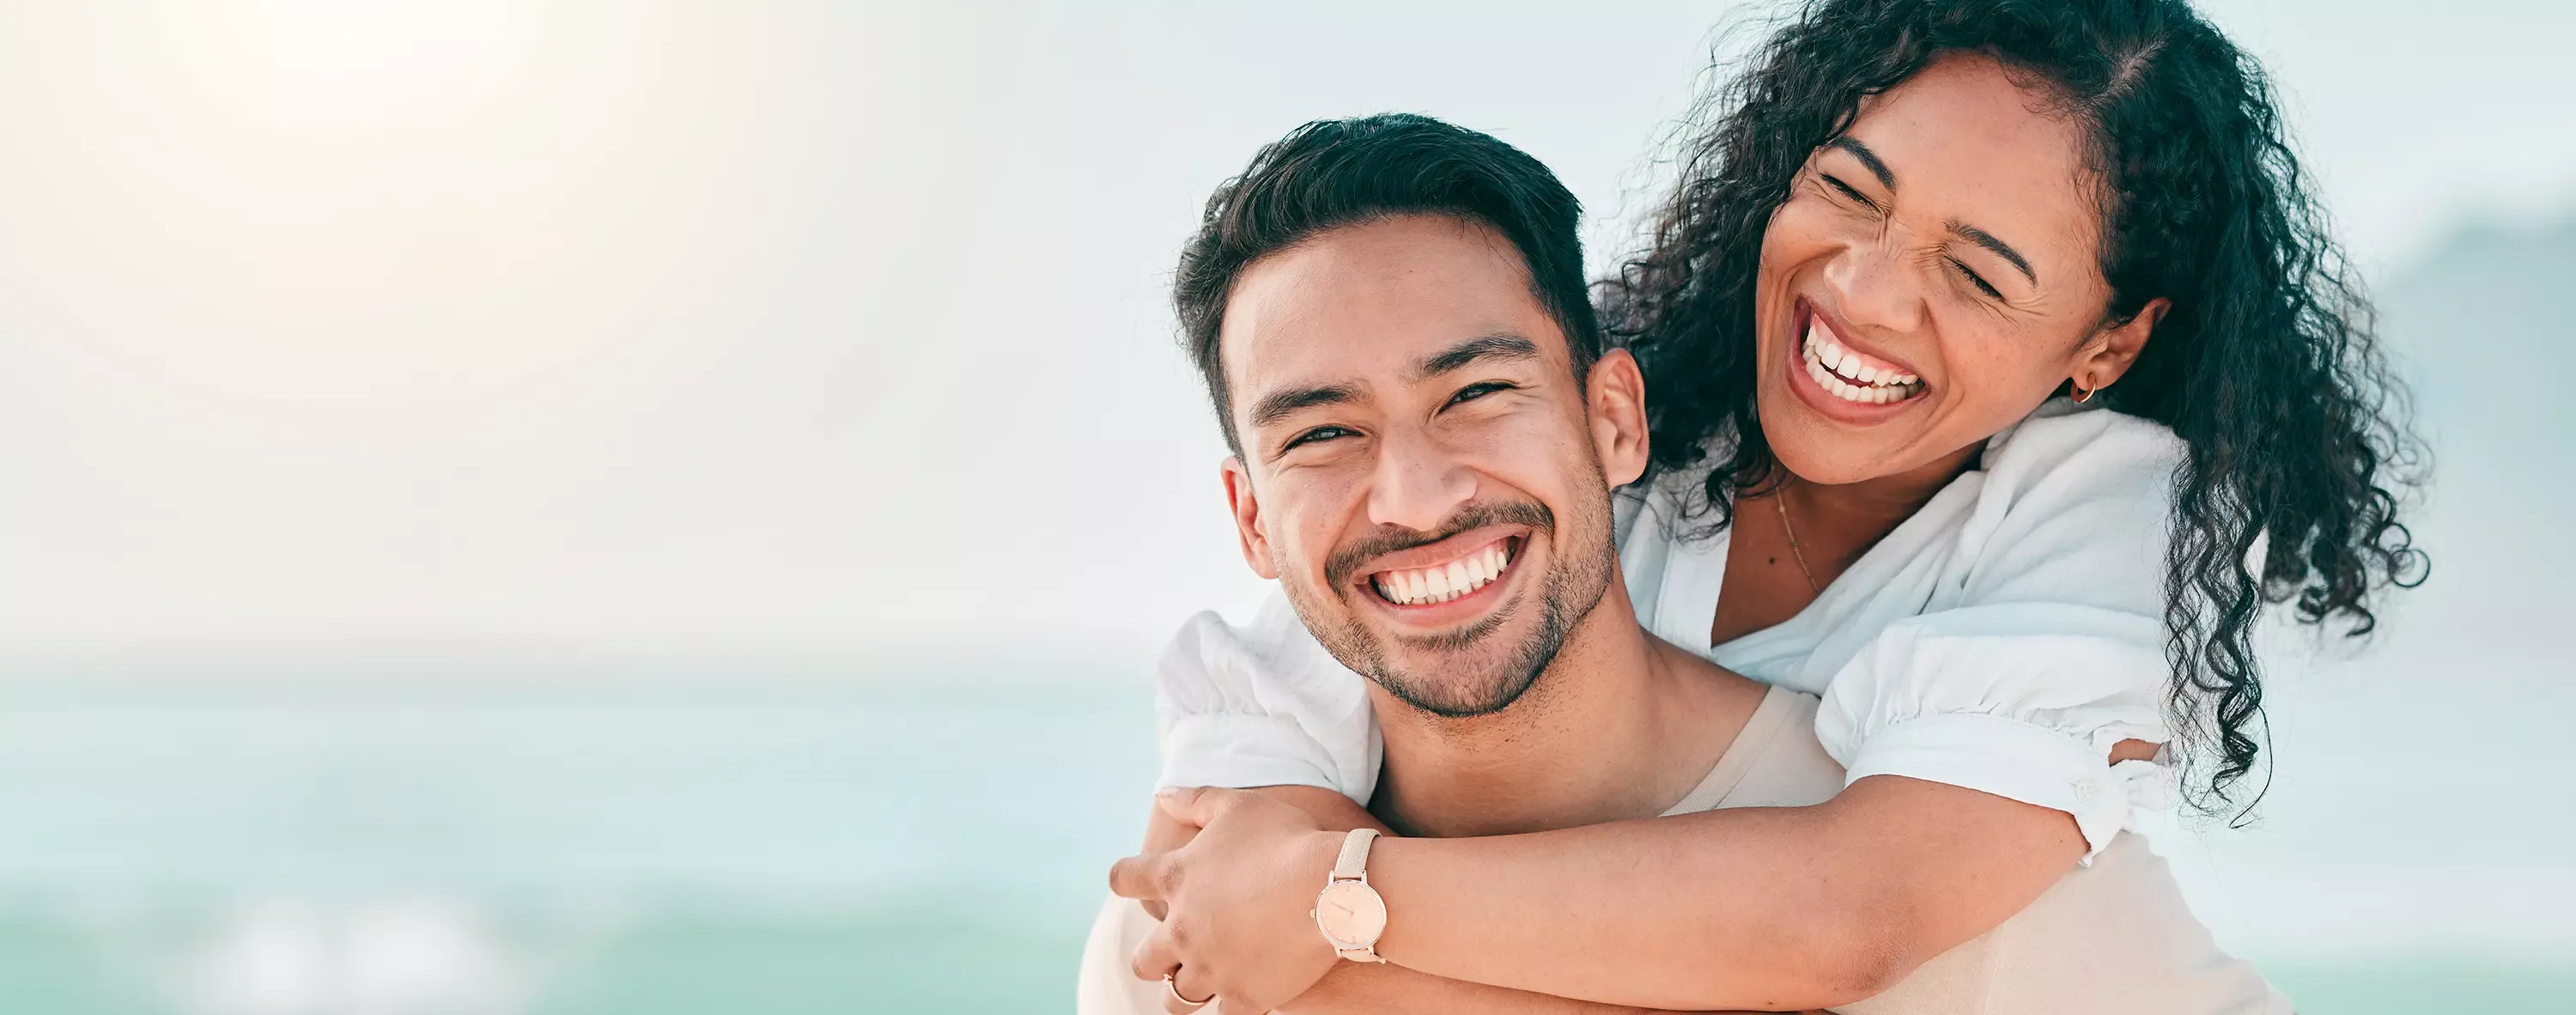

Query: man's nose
left=1364, top=428, right=1475, bottom=534
left=1821, top=234, right=1928, bottom=337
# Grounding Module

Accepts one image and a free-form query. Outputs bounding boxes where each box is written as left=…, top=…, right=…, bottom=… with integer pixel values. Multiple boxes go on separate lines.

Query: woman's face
left=1753, top=53, right=2159, bottom=486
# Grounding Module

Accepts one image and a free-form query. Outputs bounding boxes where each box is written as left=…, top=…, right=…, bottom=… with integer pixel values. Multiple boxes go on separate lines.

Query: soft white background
left=0, top=0, right=2567, bottom=664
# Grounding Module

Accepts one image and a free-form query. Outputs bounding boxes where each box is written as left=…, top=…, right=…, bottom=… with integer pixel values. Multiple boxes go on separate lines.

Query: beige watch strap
left=1331, top=828, right=1380, bottom=881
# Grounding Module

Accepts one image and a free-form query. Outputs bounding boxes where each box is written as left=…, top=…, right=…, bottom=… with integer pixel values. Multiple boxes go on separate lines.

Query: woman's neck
left=1705, top=441, right=1986, bottom=647
left=1785, top=442, right=1980, bottom=565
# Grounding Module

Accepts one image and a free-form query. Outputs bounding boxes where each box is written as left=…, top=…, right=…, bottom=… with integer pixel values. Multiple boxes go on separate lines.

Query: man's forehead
left=1218, top=216, right=1568, bottom=410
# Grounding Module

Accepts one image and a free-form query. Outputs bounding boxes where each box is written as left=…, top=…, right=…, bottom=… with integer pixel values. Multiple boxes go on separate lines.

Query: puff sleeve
left=1152, top=595, right=1378, bottom=800
left=1814, top=408, right=2185, bottom=860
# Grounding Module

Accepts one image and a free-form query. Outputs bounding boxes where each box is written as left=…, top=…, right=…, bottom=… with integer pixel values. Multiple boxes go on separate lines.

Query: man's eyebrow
left=1950, top=221, right=2037, bottom=283
left=1414, top=333, right=1540, bottom=379
left=1247, top=382, right=1363, bottom=429
left=1829, top=137, right=1897, bottom=191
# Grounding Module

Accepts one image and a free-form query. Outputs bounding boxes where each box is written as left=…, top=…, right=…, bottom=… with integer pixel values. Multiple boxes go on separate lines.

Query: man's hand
left=1109, top=787, right=1347, bottom=1014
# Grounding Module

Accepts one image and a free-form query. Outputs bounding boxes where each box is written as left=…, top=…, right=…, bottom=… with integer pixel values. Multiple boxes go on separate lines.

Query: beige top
left=1078, top=686, right=2292, bottom=1015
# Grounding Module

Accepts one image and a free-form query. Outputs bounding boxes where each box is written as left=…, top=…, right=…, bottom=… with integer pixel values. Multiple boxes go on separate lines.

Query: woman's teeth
left=1802, top=320, right=1922, bottom=405
left=1373, top=542, right=1510, bottom=606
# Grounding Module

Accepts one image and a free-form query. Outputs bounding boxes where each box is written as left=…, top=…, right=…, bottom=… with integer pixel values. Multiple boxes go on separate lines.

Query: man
left=1078, top=114, right=2277, bottom=1015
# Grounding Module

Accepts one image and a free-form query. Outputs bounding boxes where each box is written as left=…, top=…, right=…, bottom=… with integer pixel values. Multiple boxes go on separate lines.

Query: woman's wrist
left=1358, top=832, right=1429, bottom=964
left=1301, top=826, right=1349, bottom=883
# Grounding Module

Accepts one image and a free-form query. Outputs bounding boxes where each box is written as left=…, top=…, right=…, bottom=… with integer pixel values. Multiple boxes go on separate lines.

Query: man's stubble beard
left=1282, top=491, right=1619, bottom=719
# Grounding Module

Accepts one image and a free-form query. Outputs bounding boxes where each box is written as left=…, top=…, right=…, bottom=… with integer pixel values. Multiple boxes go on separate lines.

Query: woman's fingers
left=1153, top=785, right=1232, bottom=827
left=1160, top=966, right=1218, bottom=1014
left=1128, top=915, right=1183, bottom=983
left=1133, top=916, right=1221, bottom=1012
left=1108, top=851, right=1166, bottom=903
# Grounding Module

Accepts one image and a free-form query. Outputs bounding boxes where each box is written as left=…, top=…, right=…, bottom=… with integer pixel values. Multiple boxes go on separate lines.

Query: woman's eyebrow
left=1829, top=137, right=1897, bottom=190
left=1949, top=221, right=2037, bottom=283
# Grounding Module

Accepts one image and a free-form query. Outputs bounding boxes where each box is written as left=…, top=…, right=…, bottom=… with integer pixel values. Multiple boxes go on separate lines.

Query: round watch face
left=1312, top=879, right=1388, bottom=948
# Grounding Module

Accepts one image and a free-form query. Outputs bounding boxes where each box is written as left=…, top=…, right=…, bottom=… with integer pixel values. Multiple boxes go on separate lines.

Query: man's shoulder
left=1704, top=685, right=1844, bottom=812
left=1656, top=678, right=1840, bottom=817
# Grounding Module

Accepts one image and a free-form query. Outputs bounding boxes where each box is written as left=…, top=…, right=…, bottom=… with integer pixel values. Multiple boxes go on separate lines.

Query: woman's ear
left=1586, top=349, right=1651, bottom=487
left=2077, top=296, right=2169, bottom=390
left=1221, top=456, right=1281, bottom=580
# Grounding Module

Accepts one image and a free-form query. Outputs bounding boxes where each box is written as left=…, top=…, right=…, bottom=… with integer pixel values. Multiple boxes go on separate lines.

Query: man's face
left=1217, top=215, right=1646, bottom=717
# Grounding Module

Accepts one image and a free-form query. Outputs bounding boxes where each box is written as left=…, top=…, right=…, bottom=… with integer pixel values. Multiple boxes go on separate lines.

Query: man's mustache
left=1322, top=500, right=1554, bottom=591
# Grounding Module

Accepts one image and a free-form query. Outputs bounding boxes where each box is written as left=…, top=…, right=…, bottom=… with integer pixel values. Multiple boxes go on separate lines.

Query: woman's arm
left=1364, top=775, right=2083, bottom=1009
left=1136, top=787, right=1817, bottom=1015
left=1115, top=775, right=2094, bottom=1012
left=1280, top=962, right=1819, bottom=1015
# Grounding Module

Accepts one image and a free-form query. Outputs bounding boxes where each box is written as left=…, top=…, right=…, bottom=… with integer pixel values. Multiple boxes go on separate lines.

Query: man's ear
left=1585, top=349, right=1651, bottom=487
left=2077, top=296, right=2166, bottom=391
left=1220, top=455, right=1280, bottom=580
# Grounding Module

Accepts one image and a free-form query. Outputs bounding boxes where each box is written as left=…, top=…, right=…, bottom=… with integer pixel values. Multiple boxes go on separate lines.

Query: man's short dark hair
left=1173, top=113, right=1601, bottom=451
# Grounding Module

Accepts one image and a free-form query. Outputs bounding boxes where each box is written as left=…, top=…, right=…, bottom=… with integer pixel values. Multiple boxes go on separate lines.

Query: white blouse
left=1154, top=399, right=2182, bottom=860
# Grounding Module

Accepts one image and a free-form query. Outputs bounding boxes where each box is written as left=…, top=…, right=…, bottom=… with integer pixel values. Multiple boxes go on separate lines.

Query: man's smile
left=1352, top=526, right=1529, bottom=626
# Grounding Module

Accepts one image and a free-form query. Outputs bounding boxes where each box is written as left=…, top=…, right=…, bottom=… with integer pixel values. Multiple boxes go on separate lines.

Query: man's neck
left=1365, top=579, right=1768, bottom=839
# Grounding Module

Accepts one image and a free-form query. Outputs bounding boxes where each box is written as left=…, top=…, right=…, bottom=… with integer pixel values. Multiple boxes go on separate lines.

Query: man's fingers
left=1107, top=853, right=1164, bottom=902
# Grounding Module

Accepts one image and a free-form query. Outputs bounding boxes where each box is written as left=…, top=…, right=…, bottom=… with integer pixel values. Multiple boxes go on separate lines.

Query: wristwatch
left=1309, top=828, right=1388, bottom=963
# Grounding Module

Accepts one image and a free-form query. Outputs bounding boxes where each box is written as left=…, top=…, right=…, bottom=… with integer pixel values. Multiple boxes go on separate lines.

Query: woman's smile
left=1783, top=296, right=1929, bottom=423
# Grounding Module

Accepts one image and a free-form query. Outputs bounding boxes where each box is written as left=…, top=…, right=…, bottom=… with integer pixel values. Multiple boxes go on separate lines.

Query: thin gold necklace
left=1773, top=480, right=1821, bottom=594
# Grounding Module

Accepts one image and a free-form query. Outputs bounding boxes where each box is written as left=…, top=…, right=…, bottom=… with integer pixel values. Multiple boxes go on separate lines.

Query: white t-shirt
left=1156, top=399, right=2181, bottom=860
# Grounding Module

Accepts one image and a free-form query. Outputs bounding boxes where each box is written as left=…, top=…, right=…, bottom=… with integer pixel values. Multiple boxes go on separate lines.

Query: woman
left=1116, top=0, right=2424, bottom=1012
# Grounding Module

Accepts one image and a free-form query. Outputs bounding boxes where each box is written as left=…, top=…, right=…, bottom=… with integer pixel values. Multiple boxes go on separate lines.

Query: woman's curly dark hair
left=1602, top=0, right=2428, bottom=815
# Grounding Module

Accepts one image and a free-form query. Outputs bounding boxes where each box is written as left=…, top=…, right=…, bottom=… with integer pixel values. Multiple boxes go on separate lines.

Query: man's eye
left=1446, top=381, right=1515, bottom=407
left=1282, top=426, right=1354, bottom=452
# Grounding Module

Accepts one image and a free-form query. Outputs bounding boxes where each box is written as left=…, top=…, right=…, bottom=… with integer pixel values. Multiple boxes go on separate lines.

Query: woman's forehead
left=1844, top=54, right=2104, bottom=252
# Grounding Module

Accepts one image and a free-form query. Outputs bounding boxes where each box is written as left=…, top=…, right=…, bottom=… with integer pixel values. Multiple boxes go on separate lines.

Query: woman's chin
left=1762, top=402, right=1931, bottom=485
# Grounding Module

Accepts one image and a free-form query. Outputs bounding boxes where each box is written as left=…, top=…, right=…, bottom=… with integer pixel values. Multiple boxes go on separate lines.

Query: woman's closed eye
left=1820, top=173, right=1878, bottom=211
left=1949, top=256, right=2005, bottom=301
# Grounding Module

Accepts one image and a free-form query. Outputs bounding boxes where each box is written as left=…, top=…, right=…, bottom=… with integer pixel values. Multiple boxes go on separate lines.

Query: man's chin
left=1360, top=634, right=1555, bottom=718
left=1372, top=664, right=1544, bottom=718
left=1295, top=573, right=1584, bottom=720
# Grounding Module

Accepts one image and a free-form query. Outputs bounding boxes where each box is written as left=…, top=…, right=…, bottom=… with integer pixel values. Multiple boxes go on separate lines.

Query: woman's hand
left=1109, top=787, right=1350, bottom=1014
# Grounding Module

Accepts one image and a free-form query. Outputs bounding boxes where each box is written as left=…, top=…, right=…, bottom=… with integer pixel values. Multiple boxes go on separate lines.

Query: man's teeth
left=1373, top=542, right=1510, bottom=606
left=1802, top=319, right=1922, bottom=405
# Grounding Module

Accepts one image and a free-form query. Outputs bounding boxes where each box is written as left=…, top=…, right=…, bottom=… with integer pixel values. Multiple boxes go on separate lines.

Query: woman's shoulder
left=1942, top=402, right=2179, bottom=608
left=1978, top=400, right=2184, bottom=494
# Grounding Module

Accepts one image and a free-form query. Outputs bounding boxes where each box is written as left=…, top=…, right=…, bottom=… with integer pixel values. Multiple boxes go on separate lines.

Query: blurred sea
left=0, top=678, right=1156, bottom=1014
left=4, top=220, right=2572, bottom=1014
left=0, top=668, right=2569, bottom=1015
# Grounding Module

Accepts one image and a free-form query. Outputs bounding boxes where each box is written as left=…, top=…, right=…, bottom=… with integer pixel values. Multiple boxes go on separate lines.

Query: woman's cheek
left=1947, top=321, right=2061, bottom=419
left=1765, top=194, right=1846, bottom=252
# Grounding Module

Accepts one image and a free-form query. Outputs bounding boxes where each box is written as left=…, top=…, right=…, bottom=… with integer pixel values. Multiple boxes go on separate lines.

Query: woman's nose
left=1821, top=238, right=1927, bottom=336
